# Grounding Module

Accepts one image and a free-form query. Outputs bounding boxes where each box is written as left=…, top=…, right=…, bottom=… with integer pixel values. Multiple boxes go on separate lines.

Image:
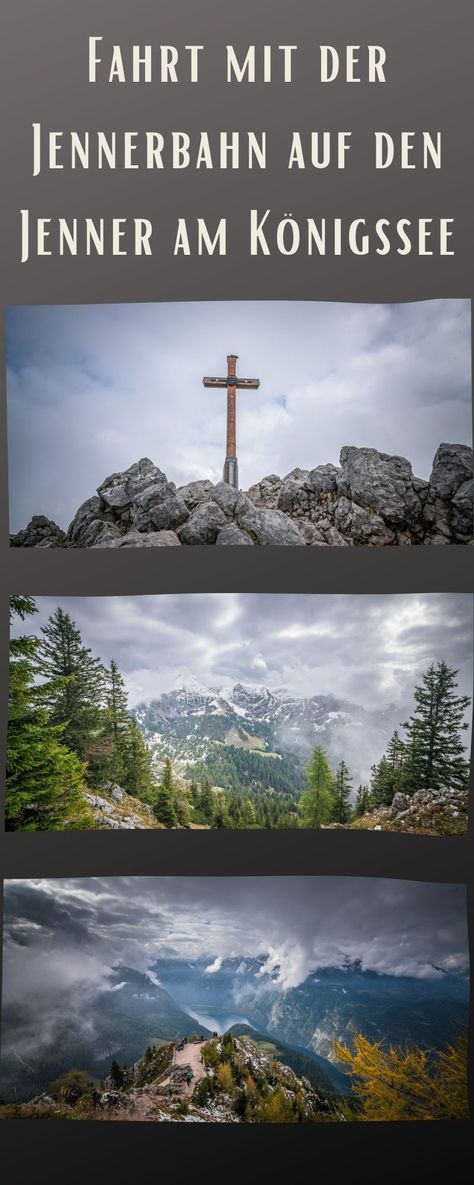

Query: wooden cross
left=202, top=354, right=260, bottom=489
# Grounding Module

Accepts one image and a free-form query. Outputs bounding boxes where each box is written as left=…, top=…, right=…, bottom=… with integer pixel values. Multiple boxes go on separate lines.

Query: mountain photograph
left=7, top=592, right=472, bottom=833
left=0, top=877, right=469, bottom=1123
left=7, top=299, right=473, bottom=547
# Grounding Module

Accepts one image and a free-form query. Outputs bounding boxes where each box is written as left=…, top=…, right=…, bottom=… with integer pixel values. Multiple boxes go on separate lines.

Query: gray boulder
left=145, top=493, right=190, bottom=532
left=237, top=505, right=306, bottom=545
left=216, top=523, right=254, bottom=545
left=10, top=515, right=66, bottom=547
left=97, top=530, right=181, bottom=547
left=178, top=501, right=228, bottom=544
left=130, top=478, right=177, bottom=531
left=338, top=446, right=423, bottom=528
left=334, top=497, right=396, bottom=545
left=98, top=458, right=172, bottom=515
left=178, top=479, right=215, bottom=508
left=67, top=495, right=111, bottom=545
left=424, top=443, right=473, bottom=539
left=246, top=474, right=282, bottom=508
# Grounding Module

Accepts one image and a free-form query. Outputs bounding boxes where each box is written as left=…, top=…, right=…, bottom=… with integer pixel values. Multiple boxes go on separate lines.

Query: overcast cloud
left=12, top=592, right=473, bottom=714
left=6, top=298, right=472, bottom=531
left=2, top=878, right=469, bottom=1016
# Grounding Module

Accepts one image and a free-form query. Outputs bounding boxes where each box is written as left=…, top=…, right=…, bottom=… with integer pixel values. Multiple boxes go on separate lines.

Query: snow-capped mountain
left=132, top=683, right=405, bottom=790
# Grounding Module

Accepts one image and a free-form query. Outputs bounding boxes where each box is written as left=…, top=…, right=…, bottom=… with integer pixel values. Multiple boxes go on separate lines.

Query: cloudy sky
left=6, top=298, right=472, bottom=532
left=12, top=592, right=473, bottom=713
left=2, top=878, right=469, bottom=1018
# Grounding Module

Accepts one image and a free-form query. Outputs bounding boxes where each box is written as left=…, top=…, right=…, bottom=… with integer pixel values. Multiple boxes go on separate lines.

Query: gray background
left=0, top=1, right=473, bottom=1178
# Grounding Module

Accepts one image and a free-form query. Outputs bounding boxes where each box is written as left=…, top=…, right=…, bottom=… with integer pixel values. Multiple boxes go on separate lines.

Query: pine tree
left=109, top=1059, right=124, bottom=1089
left=6, top=597, right=89, bottom=831
left=354, top=784, right=371, bottom=817
left=154, top=756, right=178, bottom=826
left=401, top=661, right=470, bottom=793
left=100, top=659, right=130, bottom=781
left=39, top=607, right=106, bottom=759
left=299, top=746, right=335, bottom=828
left=369, top=756, right=395, bottom=808
left=120, top=717, right=155, bottom=800
left=331, top=760, right=353, bottom=824
left=199, top=777, right=215, bottom=824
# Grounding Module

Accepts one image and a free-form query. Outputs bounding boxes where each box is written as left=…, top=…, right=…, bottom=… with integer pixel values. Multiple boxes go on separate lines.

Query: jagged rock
left=216, top=524, right=254, bottom=545
left=178, top=479, right=215, bottom=508
left=246, top=474, right=282, bottom=508
left=423, top=443, right=473, bottom=540
left=209, top=481, right=253, bottom=518
left=97, top=457, right=170, bottom=513
left=10, top=515, right=66, bottom=547
left=333, top=497, right=396, bottom=545
left=96, top=530, right=181, bottom=547
left=10, top=443, right=473, bottom=546
left=237, top=505, right=306, bottom=545
left=68, top=496, right=112, bottom=545
left=144, top=494, right=190, bottom=532
left=84, top=786, right=161, bottom=828
left=337, top=446, right=423, bottom=529
left=83, top=522, right=123, bottom=547
left=178, top=501, right=228, bottom=544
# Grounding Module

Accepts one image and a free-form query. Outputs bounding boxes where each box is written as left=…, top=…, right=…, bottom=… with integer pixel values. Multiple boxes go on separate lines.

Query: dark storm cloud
left=2, top=878, right=469, bottom=1009
left=6, top=299, right=472, bottom=531
left=11, top=592, right=473, bottom=709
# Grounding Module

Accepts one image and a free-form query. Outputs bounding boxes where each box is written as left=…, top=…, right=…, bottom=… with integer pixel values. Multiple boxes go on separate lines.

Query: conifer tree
left=154, top=756, right=178, bottom=826
left=401, top=661, right=470, bottom=793
left=299, top=745, right=335, bottom=828
left=331, top=760, right=353, bottom=824
left=6, top=597, right=89, bottom=831
left=120, top=717, right=155, bottom=800
left=354, top=784, right=371, bottom=817
left=369, top=756, right=395, bottom=808
left=199, top=776, right=215, bottom=824
left=39, top=607, right=106, bottom=759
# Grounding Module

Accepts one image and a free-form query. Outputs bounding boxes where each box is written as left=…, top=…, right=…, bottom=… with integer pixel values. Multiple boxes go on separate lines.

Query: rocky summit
left=10, top=443, right=473, bottom=546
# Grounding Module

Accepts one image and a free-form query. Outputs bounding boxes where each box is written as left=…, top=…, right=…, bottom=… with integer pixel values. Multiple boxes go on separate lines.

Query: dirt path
left=175, top=1041, right=206, bottom=1096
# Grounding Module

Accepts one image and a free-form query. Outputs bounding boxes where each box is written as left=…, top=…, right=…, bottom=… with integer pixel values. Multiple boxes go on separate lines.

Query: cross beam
left=203, top=354, right=260, bottom=489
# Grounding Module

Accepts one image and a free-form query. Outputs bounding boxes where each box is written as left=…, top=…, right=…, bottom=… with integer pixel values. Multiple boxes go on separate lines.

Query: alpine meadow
left=6, top=593, right=472, bottom=835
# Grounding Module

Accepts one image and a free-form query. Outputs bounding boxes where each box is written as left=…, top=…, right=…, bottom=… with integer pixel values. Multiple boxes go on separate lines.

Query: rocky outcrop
left=10, top=443, right=472, bottom=547
left=83, top=781, right=163, bottom=829
left=353, top=785, right=468, bottom=836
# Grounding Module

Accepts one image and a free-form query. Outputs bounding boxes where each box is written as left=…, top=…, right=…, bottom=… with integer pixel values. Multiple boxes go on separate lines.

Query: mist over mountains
left=133, top=680, right=407, bottom=789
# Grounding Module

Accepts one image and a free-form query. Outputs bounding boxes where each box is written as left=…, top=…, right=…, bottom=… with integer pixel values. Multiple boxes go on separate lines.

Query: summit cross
left=202, top=354, right=260, bottom=489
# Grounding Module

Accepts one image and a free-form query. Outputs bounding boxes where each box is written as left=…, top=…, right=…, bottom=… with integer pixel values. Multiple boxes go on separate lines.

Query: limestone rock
left=338, top=446, right=423, bottom=528
left=216, top=524, right=254, bottom=545
left=145, top=494, right=190, bottom=532
left=178, top=479, right=215, bottom=508
left=178, top=501, right=228, bottom=544
left=10, top=515, right=67, bottom=547
left=246, top=474, right=282, bottom=508
left=97, top=457, right=170, bottom=512
left=97, top=529, right=181, bottom=547
left=236, top=505, right=306, bottom=545
left=10, top=442, right=473, bottom=546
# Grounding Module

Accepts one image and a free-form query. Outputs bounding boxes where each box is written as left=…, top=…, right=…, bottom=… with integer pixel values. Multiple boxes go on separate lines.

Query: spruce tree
left=7, top=597, right=89, bottom=831
left=120, top=717, right=155, bottom=800
left=401, top=661, right=470, bottom=793
left=369, top=756, right=396, bottom=808
left=154, top=756, right=178, bottom=826
left=354, top=784, right=371, bottom=818
left=331, top=760, right=353, bottom=824
left=299, top=745, right=335, bottom=828
left=39, top=607, right=106, bottom=759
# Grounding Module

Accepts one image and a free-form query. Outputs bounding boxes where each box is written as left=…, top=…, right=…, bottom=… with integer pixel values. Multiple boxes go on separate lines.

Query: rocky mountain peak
left=10, top=442, right=472, bottom=546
